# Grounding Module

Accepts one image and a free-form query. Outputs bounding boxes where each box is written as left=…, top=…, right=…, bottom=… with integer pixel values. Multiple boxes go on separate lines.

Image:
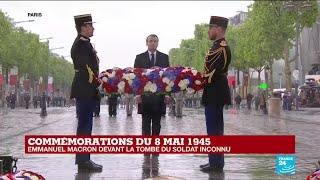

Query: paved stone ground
left=0, top=105, right=319, bottom=179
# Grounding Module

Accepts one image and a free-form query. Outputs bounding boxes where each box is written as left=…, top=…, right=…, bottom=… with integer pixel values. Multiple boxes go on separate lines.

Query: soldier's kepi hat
left=209, top=16, right=229, bottom=29
left=74, top=14, right=96, bottom=28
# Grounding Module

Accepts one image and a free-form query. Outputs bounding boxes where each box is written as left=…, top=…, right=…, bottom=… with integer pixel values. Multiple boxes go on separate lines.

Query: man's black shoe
left=200, top=164, right=223, bottom=172
left=78, top=160, right=103, bottom=172
left=88, top=160, right=103, bottom=168
left=199, top=163, right=209, bottom=168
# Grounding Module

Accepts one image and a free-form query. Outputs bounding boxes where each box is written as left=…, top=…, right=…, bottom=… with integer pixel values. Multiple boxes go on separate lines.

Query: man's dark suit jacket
left=134, top=50, right=170, bottom=114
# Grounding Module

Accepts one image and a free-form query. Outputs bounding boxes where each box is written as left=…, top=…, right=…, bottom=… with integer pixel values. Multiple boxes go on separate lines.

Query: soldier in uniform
left=199, top=16, right=231, bottom=172
left=70, top=14, right=103, bottom=172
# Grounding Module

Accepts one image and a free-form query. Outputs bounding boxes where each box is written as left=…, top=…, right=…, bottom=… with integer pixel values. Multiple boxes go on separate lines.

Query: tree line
left=0, top=10, right=74, bottom=98
left=169, top=0, right=318, bottom=94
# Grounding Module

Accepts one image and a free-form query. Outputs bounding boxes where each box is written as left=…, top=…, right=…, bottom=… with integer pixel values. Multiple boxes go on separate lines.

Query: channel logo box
left=276, top=155, right=295, bottom=174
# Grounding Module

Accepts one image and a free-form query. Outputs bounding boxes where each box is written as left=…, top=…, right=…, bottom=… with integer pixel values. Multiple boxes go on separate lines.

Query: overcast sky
left=0, top=1, right=252, bottom=71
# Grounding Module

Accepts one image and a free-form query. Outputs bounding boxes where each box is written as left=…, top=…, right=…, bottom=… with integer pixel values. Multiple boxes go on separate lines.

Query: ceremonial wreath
left=0, top=170, right=45, bottom=180
left=97, top=66, right=206, bottom=95
left=306, top=161, right=320, bottom=180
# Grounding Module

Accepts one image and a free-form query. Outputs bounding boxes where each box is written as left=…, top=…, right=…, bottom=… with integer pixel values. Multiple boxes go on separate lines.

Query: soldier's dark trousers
left=94, top=98, right=101, bottom=116
left=205, top=104, right=224, bottom=169
left=142, top=113, right=161, bottom=135
left=75, top=98, right=95, bottom=164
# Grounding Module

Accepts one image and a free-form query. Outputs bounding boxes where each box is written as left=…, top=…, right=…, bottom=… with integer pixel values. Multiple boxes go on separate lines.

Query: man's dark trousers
left=142, top=113, right=162, bottom=135
left=141, top=94, right=163, bottom=136
left=205, top=104, right=224, bottom=168
left=75, top=98, right=95, bottom=164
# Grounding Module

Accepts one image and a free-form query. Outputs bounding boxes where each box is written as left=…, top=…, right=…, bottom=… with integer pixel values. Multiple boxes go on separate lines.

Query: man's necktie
left=151, top=53, right=155, bottom=66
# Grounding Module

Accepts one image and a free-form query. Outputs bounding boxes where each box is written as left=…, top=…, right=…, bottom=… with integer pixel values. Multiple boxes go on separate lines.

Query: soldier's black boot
left=199, top=163, right=209, bottom=168
left=78, top=160, right=103, bottom=172
left=200, top=164, right=223, bottom=172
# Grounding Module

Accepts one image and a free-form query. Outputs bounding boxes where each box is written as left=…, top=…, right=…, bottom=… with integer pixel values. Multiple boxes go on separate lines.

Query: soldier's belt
left=218, top=73, right=227, bottom=76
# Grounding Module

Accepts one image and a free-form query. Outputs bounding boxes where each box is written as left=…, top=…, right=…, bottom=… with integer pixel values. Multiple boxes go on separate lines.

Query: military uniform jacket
left=70, top=34, right=100, bottom=99
left=202, top=38, right=231, bottom=106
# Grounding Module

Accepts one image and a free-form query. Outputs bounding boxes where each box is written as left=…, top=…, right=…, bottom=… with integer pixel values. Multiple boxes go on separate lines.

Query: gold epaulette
left=80, top=37, right=89, bottom=41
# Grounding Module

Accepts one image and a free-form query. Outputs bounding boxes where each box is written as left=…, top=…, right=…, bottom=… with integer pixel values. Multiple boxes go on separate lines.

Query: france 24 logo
left=28, top=13, right=42, bottom=17
left=276, top=155, right=296, bottom=174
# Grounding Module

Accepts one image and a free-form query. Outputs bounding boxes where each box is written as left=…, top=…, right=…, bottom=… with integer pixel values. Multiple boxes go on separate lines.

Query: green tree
left=168, top=23, right=211, bottom=72
left=249, top=0, right=318, bottom=91
left=0, top=10, right=14, bottom=105
left=193, top=24, right=212, bottom=71
left=0, top=9, right=75, bottom=100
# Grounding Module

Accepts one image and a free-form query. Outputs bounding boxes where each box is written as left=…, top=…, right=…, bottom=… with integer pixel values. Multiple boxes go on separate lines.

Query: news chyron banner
left=25, top=135, right=295, bottom=154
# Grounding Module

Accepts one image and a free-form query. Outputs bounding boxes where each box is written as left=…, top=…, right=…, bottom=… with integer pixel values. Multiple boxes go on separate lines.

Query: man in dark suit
left=199, top=16, right=232, bottom=172
left=70, top=14, right=103, bottom=172
left=134, top=34, right=170, bottom=136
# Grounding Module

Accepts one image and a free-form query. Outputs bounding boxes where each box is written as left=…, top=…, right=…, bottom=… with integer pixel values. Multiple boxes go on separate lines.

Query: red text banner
left=25, top=135, right=295, bottom=154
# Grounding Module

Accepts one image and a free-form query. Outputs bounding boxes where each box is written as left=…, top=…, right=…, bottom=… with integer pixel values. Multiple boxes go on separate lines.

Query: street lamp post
left=12, top=20, right=35, bottom=25
left=49, top=47, right=64, bottom=51
left=264, top=65, right=270, bottom=114
left=40, top=37, right=53, bottom=41
left=265, top=65, right=270, bottom=95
